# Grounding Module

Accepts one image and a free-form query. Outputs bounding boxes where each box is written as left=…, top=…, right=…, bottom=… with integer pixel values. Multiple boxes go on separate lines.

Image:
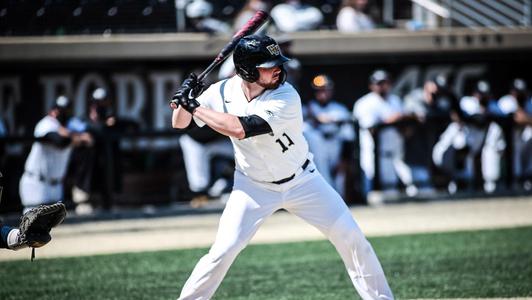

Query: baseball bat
left=196, top=10, right=270, bottom=83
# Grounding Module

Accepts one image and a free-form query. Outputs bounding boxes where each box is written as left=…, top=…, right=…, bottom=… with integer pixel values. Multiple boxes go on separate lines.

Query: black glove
left=171, top=73, right=204, bottom=114
left=14, top=203, right=67, bottom=261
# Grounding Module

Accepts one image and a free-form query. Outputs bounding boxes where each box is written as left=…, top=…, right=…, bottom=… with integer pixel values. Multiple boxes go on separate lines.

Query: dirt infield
left=2, top=196, right=531, bottom=261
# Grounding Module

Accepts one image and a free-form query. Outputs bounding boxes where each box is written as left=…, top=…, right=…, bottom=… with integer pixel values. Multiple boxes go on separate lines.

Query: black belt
left=270, top=159, right=310, bottom=185
left=26, top=171, right=61, bottom=185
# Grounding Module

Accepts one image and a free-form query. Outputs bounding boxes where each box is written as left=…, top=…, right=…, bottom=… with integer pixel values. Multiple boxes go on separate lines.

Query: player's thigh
left=212, top=174, right=281, bottom=250
left=285, top=174, right=349, bottom=233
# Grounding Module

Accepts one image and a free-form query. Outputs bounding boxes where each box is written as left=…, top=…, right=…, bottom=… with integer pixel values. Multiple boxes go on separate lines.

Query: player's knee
left=209, top=237, right=248, bottom=261
left=329, top=211, right=369, bottom=247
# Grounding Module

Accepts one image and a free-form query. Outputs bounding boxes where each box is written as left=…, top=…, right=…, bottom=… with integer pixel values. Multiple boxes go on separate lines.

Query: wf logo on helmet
left=266, top=44, right=280, bottom=56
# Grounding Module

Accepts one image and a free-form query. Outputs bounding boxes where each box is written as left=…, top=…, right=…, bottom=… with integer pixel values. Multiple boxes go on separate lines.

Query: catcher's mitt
left=18, top=202, right=66, bottom=260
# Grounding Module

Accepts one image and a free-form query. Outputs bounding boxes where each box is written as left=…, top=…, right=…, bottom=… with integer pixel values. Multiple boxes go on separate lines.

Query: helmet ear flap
left=279, top=65, right=287, bottom=84
left=236, top=64, right=259, bottom=82
left=249, top=68, right=259, bottom=82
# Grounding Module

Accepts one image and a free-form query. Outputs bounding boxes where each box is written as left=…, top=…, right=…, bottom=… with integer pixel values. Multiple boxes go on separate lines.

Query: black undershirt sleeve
left=41, top=132, right=71, bottom=148
left=238, top=115, right=273, bottom=139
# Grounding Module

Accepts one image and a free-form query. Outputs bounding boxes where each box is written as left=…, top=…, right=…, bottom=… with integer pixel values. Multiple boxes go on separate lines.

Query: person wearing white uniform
left=179, top=126, right=234, bottom=203
left=498, top=78, right=532, bottom=190
left=432, top=80, right=506, bottom=193
left=271, top=0, right=323, bottom=32
left=353, top=70, right=418, bottom=197
left=303, top=74, right=354, bottom=195
left=19, top=96, right=91, bottom=211
left=186, top=0, right=231, bottom=34
left=170, top=35, right=394, bottom=300
left=336, top=0, right=375, bottom=32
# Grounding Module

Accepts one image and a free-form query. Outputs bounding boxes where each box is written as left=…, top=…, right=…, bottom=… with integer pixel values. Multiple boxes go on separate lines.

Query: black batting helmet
left=233, top=35, right=290, bottom=83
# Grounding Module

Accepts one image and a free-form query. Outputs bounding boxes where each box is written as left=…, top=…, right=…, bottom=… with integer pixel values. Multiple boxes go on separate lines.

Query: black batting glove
left=178, top=73, right=205, bottom=98
left=180, top=96, right=201, bottom=114
left=171, top=73, right=203, bottom=114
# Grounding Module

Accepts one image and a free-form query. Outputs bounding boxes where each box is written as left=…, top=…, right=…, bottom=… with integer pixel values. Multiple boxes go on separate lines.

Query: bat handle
left=197, top=61, right=216, bottom=83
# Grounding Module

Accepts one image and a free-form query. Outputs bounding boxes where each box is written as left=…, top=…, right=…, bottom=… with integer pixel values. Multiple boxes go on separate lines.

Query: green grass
left=1, top=226, right=531, bottom=300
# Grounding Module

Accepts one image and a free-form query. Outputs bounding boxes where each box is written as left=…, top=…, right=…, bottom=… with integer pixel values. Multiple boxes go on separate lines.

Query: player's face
left=315, top=88, right=333, bottom=103
left=370, top=80, right=391, bottom=96
left=256, top=66, right=282, bottom=89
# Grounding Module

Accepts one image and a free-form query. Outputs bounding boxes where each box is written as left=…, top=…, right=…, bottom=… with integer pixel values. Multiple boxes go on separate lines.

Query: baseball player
left=432, top=80, right=506, bottom=193
left=402, top=75, right=459, bottom=191
left=179, top=126, right=234, bottom=205
left=303, top=74, right=354, bottom=195
left=170, top=35, right=393, bottom=300
left=19, top=96, right=91, bottom=212
left=353, top=70, right=418, bottom=197
left=497, top=78, right=532, bottom=189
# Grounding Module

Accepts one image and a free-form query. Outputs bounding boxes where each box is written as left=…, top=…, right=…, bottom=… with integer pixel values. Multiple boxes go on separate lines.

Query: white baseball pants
left=432, top=122, right=506, bottom=183
left=178, top=165, right=394, bottom=300
left=19, top=173, right=63, bottom=211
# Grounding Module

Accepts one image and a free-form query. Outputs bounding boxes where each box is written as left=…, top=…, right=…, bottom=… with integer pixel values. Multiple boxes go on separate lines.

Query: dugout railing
left=0, top=114, right=530, bottom=213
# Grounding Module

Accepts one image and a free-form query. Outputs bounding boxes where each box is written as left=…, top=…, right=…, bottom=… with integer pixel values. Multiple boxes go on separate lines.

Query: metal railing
left=410, top=0, right=532, bottom=28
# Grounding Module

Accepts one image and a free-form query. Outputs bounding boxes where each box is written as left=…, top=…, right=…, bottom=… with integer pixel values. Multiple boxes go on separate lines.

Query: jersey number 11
left=275, top=133, right=294, bottom=153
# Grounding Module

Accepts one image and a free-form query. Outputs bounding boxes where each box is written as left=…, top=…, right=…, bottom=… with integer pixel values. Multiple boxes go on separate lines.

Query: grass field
left=1, top=226, right=531, bottom=300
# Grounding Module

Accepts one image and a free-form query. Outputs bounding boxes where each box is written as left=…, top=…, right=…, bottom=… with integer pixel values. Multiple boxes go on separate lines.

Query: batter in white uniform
left=170, top=35, right=393, bottom=300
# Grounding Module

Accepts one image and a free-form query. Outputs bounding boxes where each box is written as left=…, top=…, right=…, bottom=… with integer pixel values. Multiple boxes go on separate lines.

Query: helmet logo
left=246, top=39, right=260, bottom=47
left=266, top=44, right=280, bottom=56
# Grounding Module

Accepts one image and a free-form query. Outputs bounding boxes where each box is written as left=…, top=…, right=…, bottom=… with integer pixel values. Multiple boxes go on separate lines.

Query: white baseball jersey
left=303, top=100, right=354, bottom=190
left=305, top=100, right=353, bottom=139
left=23, top=116, right=72, bottom=180
left=20, top=115, right=72, bottom=208
left=194, top=75, right=310, bottom=183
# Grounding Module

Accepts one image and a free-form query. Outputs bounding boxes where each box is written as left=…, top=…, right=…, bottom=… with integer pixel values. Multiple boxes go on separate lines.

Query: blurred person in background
left=404, top=74, right=458, bottom=137
left=69, top=88, right=121, bottom=214
left=432, top=80, right=506, bottom=194
left=353, top=69, right=418, bottom=198
left=179, top=125, right=234, bottom=208
left=271, top=0, right=323, bottom=32
left=498, top=78, right=532, bottom=190
left=233, top=0, right=272, bottom=31
left=403, top=74, right=459, bottom=191
left=303, top=74, right=354, bottom=196
left=186, top=0, right=231, bottom=34
left=19, top=96, right=92, bottom=212
left=336, top=0, right=375, bottom=32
